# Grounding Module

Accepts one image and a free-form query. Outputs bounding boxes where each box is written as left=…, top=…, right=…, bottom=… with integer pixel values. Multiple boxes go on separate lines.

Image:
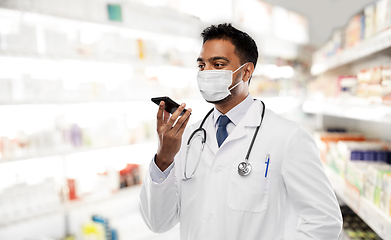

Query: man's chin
left=206, top=94, right=232, bottom=105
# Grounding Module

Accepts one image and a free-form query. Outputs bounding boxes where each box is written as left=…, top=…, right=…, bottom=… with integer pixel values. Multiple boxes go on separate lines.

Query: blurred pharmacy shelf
left=64, top=184, right=180, bottom=240
left=0, top=143, right=156, bottom=227
left=0, top=144, right=130, bottom=163
left=302, top=100, right=391, bottom=124
left=325, top=166, right=391, bottom=239
left=0, top=184, right=181, bottom=240
left=63, top=183, right=140, bottom=211
left=0, top=1, right=203, bottom=42
left=307, top=3, right=391, bottom=239
left=0, top=183, right=138, bottom=228
left=311, top=28, right=391, bottom=76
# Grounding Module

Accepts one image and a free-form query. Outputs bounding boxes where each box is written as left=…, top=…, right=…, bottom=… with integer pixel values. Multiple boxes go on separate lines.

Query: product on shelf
left=81, top=215, right=118, bottom=240
left=66, top=163, right=141, bottom=201
left=92, top=215, right=117, bottom=240
left=356, top=66, right=383, bottom=104
left=312, top=0, right=391, bottom=67
left=375, top=0, right=391, bottom=33
left=307, top=63, right=391, bottom=106
left=338, top=76, right=358, bottom=98
left=345, top=13, right=363, bottom=49
left=314, top=131, right=365, bottom=160
left=364, top=4, right=376, bottom=39
left=365, top=164, right=391, bottom=212
left=381, top=64, right=391, bottom=105
left=315, top=130, right=391, bottom=218
left=119, top=164, right=141, bottom=189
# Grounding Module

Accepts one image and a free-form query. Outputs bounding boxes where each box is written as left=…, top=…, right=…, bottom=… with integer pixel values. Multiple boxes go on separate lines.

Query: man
left=140, top=23, right=342, bottom=239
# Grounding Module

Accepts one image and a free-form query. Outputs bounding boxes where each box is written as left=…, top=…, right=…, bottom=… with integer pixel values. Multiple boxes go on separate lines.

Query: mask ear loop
left=228, top=80, right=242, bottom=91
left=232, top=62, right=249, bottom=74
left=229, top=62, right=249, bottom=91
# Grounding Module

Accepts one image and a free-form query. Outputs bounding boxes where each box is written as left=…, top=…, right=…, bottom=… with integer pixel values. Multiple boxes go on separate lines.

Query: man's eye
left=215, top=63, right=224, bottom=68
left=198, top=64, right=205, bottom=69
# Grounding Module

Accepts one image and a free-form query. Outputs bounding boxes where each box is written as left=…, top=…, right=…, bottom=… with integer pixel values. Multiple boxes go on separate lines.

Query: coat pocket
left=227, top=162, right=270, bottom=213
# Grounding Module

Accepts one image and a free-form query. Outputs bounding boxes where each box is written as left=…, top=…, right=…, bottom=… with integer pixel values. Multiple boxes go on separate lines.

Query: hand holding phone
left=151, top=96, right=187, bottom=116
left=152, top=96, right=192, bottom=172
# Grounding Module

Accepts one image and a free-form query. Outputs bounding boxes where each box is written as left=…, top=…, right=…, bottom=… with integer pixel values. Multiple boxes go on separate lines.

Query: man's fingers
left=156, top=101, right=165, bottom=127
left=163, top=110, right=170, bottom=124
left=172, top=108, right=191, bottom=133
left=166, top=103, right=186, bottom=129
left=175, top=109, right=191, bottom=136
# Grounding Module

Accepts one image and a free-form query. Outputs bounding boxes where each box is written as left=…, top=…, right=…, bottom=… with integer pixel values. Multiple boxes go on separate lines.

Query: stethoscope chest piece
left=238, top=161, right=252, bottom=176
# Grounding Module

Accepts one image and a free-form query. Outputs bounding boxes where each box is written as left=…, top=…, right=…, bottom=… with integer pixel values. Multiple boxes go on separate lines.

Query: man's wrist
left=155, top=154, right=173, bottom=172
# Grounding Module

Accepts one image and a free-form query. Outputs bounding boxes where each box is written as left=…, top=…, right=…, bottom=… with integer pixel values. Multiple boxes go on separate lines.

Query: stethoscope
left=183, top=100, right=265, bottom=181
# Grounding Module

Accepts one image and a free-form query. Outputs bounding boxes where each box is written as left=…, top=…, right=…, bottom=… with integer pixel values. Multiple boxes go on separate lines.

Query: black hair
left=201, top=23, right=258, bottom=69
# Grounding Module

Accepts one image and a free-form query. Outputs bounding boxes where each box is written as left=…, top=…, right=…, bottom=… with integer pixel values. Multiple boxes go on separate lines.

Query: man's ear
left=243, top=62, right=255, bottom=83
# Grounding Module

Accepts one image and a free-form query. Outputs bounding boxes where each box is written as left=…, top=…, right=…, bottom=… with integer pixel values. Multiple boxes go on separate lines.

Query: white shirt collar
left=213, top=94, right=254, bottom=128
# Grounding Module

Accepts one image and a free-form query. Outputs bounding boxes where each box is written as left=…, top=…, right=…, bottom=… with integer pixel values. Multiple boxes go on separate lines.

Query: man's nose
left=204, top=64, right=214, bottom=71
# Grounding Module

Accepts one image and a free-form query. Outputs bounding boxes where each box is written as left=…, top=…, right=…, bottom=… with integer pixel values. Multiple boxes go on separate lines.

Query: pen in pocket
left=265, top=154, right=270, bottom=177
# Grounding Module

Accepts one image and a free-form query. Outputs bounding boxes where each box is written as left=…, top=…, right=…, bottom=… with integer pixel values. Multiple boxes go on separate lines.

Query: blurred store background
left=0, top=0, right=390, bottom=239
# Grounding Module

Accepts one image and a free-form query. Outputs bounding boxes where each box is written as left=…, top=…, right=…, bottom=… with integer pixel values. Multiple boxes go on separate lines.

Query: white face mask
left=197, top=63, right=248, bottom=102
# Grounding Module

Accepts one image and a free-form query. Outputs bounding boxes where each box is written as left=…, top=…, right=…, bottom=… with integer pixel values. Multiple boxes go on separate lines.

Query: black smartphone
left=151, top=96, right=187, bottom=116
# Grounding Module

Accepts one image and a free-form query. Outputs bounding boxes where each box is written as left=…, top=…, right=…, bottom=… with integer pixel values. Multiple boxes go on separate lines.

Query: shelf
left=63, top=184, right=141, bottom=210
left=0, top=185, right=141, bottom=228
left=302, top=100, right=391, bottom=124
left=0, top=52, right=197, bottom=72
left=311, top=28, right=391, bottom=75
left=0, top=144, right=130, bottom=163
left=0, top=142, right=157, bottom=164
left=0, top=3, right=203, bottom=41
left=325, top=166, right=391, bottom=239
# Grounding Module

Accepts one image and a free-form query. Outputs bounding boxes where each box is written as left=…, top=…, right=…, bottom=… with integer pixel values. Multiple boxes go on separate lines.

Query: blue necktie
left=216, top=115, right=231, bottom=147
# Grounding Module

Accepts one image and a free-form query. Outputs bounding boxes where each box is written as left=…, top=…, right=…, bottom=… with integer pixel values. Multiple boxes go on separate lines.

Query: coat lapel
left=221, top=101, right=263, bottom=148
left=205, top=101, right=263, bottom=151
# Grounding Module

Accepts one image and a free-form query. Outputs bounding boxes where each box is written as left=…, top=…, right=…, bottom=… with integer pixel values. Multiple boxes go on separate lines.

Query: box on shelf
left=375, top=0, right=391, bottom=33
left=345, top=161, right=369, bottom=195
left=364, top=3, right=376, bottom=39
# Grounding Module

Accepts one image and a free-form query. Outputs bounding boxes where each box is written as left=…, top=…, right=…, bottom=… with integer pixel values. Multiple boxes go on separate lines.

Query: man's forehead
left=198, top=39, right=236, bottom=61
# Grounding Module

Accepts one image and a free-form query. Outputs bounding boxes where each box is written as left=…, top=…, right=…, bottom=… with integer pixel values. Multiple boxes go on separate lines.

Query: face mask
left=197, top=63, right=248, bottom=102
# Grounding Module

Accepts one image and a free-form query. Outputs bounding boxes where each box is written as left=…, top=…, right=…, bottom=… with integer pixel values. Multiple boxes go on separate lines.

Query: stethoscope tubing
left=184, top=100, right=265, bottom=180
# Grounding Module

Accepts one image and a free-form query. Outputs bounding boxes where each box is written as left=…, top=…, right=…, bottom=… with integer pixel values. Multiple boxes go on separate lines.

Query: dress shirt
left=212, top=94, right=254, bottom=136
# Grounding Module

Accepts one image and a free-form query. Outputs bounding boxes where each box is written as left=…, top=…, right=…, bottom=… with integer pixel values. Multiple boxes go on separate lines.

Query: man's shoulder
left=263, top=108, right=304, bottom=136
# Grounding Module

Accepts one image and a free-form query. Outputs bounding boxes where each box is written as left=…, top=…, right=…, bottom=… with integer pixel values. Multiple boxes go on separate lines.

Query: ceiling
left=263, top=0, right=376, bottom=47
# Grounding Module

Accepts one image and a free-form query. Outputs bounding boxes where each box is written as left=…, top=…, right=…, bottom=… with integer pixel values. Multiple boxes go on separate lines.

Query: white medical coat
left=140, top=101, right=343, bottom=239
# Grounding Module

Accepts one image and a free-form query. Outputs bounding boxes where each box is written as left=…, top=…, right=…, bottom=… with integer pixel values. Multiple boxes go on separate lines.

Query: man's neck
left=215, top=93, right=248, bottom=114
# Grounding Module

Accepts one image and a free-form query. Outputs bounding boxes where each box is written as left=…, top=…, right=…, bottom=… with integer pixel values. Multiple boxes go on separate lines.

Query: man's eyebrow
left=209, top=56, right=229, bottom=62
left=196, top=56, right=230, bottom=62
